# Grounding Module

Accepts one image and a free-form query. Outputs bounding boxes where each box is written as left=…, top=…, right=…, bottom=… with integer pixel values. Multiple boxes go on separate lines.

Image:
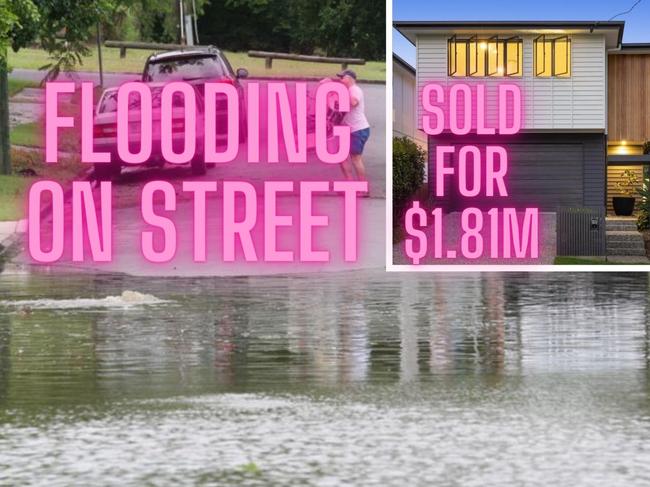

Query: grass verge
left=0, top=175, right=29, bottom=221
left=10, top=121, right=78, bottom=152
left=8, top=78, right=39, bottom=96
left=554, top=256, right=650, bottom=265
left=8, top=46, right=385, bottom=81
left=0, top=148, right=85, bottom=221
left=10, top=122, right=41, bottom=147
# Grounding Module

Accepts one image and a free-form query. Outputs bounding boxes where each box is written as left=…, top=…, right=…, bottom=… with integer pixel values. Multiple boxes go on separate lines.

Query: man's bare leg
left=340, top=159, right=355, bottom=180
left=350, top=154, right=366, bottom=181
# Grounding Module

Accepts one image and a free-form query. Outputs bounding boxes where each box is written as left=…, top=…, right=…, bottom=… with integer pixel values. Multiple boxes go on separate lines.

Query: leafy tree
left=197, top=0, right=384, bottom=60
left=198, top=0, right=292, bottom=52
left=123, top=0, right=191, bottom=43
left=318, top=0, right=384, bottom=60
left=0, top=0, right=117, bottom=174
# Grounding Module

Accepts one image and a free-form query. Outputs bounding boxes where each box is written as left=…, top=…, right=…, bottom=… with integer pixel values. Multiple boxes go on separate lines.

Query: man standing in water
left=337, top=69, right=370, bottom=182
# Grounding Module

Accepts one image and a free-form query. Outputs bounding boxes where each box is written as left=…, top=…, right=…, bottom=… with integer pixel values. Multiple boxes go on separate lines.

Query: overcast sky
left=393, top=0, right=650, bottom=66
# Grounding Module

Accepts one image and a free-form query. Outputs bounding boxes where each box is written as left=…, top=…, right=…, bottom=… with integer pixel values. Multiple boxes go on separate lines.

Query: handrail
left=103, top=41, right=366, bottom=71
left=248, top=50, right=365, bottom=70
left=104, top=40, right=212, bottom=58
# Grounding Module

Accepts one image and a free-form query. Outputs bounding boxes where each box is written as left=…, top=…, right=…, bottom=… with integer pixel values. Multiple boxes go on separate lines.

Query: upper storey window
left=448, top=36, right=523, bottom=77
left=534, top=35, right=571, bottom=77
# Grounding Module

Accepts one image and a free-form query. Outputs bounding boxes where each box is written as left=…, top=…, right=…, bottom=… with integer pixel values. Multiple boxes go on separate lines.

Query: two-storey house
left=394, top=21, right=625, bottom=213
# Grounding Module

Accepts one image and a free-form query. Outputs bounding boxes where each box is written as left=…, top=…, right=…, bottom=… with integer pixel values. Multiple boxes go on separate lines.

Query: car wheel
left=94, top=162, right=120, bottom=181
left=111, top=163, right=122, bottom=178
left=191, top=158, right=206, bottom=176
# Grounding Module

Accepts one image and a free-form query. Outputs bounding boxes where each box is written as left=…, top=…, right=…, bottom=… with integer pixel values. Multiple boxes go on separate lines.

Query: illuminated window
left=448, top=36, right=522, bottom=77
left=534, top=35, right=571, bottom=77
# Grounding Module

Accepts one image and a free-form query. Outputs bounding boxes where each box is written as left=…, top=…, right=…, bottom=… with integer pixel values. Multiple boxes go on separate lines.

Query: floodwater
left=1, top=270, right=650, bottom=486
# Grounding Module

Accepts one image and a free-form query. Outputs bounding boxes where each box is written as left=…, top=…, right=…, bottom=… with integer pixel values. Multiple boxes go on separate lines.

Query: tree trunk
left=0, top=52, right=10, bottom=175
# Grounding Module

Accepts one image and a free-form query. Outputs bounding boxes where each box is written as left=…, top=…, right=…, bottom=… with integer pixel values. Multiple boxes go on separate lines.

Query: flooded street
left=1, top=271, right=650, bottom=485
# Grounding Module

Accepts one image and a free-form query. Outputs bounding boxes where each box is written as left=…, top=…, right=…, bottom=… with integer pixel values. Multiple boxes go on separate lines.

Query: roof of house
left=611, top=42, right=650, bottom=55
left=393, top=53, right=415, bottom=75
left=394, top=21, right=625, bottom=49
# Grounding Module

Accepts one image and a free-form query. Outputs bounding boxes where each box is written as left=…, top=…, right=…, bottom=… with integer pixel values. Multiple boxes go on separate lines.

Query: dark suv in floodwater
left=143, top=46, right=248, bottom=141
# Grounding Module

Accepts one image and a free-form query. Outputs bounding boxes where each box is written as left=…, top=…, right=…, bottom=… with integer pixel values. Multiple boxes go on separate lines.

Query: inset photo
left=392, top=1, right=650, bottom=269
left=1, top=0, right=386, bottom=275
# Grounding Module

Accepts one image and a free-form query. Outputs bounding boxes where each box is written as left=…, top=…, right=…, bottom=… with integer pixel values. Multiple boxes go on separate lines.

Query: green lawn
left=0, top=148, right=85, bottom=221
left=10, top=121, right=79, bottom=152
left=8, top=78, right=39, bottom=96
left=554, top=256, right=650, bottom=265
left=10, top=122, right=41, bottom=147
left=0, top=175, right=30, bottom=221
left=8, top=46, right=385, bottom=81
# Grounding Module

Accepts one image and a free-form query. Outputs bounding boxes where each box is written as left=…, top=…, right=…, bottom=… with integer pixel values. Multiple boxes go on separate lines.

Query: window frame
left=534, top=35, right=572, bottom=77
left=505, top=36, right=523, bottom=77
left=468, top=35, right=479, bottom=76
left=447, top=35, right=523, bottom=78
left=448, top=35, right=458, bottom=76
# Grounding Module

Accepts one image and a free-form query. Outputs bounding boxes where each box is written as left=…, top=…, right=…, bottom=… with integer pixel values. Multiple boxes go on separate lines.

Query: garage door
left=430, top=142, right=585, bottom=212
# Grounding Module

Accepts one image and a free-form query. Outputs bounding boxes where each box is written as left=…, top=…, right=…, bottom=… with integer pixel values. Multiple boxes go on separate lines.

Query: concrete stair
left=606, top=218, right=646, bottom=256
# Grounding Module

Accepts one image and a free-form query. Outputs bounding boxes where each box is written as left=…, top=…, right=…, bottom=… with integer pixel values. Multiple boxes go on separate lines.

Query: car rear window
left=144, top=55, right=227, bottom=82
left=97, top=90, right=118, bottom=113
left=96, top=87, right=203, bottom=114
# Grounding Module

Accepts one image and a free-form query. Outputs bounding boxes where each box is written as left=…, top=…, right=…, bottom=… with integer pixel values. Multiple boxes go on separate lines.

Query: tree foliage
left=1, top=0, right=384, bottom=67
left=393, top=136, right=426, bottom=216
left=0, top=0, right=40, bottom=59
left=1, top=0, right=115, bottom=78
left=198, top=0, right=384, bottom=60
left=114, top=0, right=209, bottom=44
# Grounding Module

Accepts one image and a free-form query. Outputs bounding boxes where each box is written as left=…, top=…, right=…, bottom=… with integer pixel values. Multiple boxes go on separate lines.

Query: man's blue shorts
left=350, top=128, right=370, bottom=155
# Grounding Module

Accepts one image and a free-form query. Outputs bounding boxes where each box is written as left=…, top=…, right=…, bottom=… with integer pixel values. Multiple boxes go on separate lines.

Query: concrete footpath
left=0, top=221, right=26, bottom=254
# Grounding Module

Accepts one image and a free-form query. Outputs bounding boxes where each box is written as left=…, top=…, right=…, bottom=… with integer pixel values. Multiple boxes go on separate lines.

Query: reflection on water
left=1, top=271, right=650, bottom=485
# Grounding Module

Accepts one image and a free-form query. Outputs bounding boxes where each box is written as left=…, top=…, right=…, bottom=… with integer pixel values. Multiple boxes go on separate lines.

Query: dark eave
left=610, top=43, right=650, bottom=55
left=392, top=53, right=415, bottom=75
left=394, top=20, right=625, bottom=48
left=608, top=154, right=650, bottom=165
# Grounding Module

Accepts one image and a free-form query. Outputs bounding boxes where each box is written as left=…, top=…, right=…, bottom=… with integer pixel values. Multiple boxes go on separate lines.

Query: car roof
left=147, top=47, right=220, bottom=63
left=100, top=81, right=195, bottom=93
left=97, top=82, right=202, bottom=106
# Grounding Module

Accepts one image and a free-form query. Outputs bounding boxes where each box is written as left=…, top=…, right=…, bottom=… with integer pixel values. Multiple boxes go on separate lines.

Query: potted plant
left=613, top=169, right=640, bottom=216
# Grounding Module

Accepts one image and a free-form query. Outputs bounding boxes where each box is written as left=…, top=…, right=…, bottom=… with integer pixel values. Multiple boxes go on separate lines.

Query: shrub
left=637, top=210, right=650, bottom=232
left=614, top=169, right=640, bottom=196
left=393, top=136, right=425, bottom=217
left=638, top=181, right=650, bottom=231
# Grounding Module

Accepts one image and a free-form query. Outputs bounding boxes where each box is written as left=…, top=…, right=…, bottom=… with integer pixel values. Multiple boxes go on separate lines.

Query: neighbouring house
left=392, top=53, right=427, bottom=152
left=393, top=20, right=645, bottom=216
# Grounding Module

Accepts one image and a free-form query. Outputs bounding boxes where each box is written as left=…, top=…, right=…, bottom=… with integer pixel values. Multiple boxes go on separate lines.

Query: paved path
left=10, top=68, right=136, bottom=87
left=18, top=194, right=384, bottom=276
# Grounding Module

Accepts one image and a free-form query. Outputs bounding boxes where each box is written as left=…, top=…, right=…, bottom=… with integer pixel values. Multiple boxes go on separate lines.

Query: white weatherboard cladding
left=393, top=62, right=417, bottom=139
left=416, top=34, right=606, bottom=131
left=393, top=60, right=427, bottom=147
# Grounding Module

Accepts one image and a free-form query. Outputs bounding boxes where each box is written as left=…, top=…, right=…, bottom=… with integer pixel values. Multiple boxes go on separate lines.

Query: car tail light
left=94, top=123, right=117, bottom=138
left=214, top=77, right=235, bottom=85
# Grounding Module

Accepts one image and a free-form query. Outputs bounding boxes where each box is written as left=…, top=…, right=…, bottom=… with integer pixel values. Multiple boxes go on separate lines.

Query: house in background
left=393, top=20, right=627, bottom=214
left=392, top=53, right=427, bottom=151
